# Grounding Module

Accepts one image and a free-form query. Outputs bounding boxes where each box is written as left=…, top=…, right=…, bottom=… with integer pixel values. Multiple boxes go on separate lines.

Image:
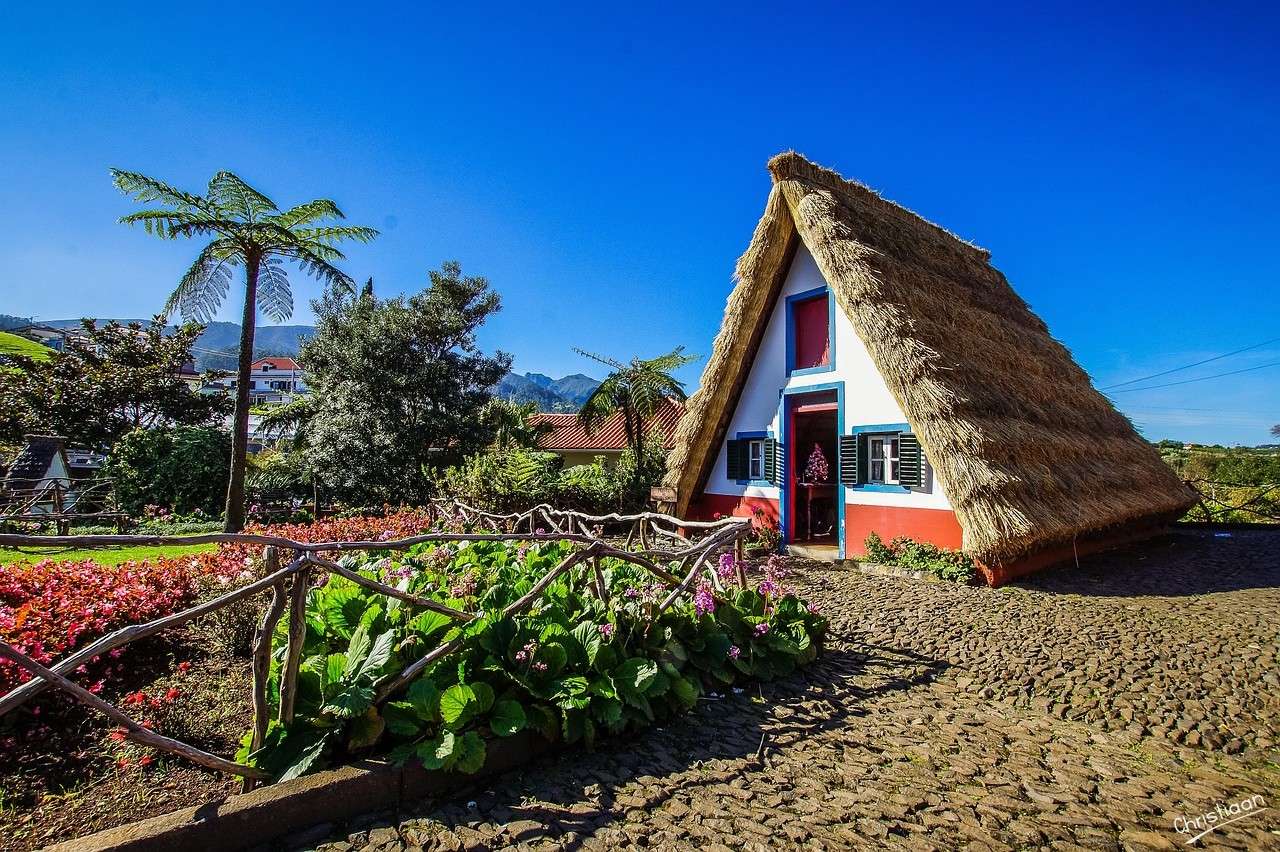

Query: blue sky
left=1, top=2, right=1276, bottom=444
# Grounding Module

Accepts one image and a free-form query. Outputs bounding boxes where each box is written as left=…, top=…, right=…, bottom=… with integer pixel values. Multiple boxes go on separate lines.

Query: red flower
left=139, top=755, right=153, bottom=767
left=164, top=687, right=181, bottom=702
left=177, top=661, right=191, bottom=673
left=109, top=729, right=127, bottom=742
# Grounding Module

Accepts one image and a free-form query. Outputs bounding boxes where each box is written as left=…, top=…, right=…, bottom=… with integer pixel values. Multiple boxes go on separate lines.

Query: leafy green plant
left=240, top=539, right=825, bottom=780
left=105, top=426, right=232, bottom=517
left=861, top=532, right=975, bottom=583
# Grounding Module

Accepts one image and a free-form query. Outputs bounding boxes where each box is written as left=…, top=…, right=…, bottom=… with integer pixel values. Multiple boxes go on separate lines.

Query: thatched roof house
left=665, top=152, right=1194, bottom=584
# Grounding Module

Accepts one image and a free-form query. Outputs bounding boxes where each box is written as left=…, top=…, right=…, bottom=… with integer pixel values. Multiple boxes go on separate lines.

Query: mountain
left=549, top=374, right=600, bottom=407
left=495, top=372, right=601, bottom=412
left=41, top=318, right=315, bottom=372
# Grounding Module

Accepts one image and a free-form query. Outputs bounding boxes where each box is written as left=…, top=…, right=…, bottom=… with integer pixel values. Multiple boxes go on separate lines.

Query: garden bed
left=0, top=628, right=249, bottom=851
left=0, top=508, right=825, bottom=850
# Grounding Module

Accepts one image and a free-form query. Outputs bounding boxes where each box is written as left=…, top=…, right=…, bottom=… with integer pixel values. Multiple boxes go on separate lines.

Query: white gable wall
left=703, top=243, right=951, bottom=510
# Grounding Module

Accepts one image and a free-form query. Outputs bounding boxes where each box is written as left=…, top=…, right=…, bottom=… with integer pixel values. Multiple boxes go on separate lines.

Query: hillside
left=0, top=331, right=51, bottom=362
left=42, top=319, right=315, bottom=371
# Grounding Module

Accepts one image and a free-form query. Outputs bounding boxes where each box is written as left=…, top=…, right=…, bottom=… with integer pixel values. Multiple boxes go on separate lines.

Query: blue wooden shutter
left=898, top=433, right=923, bottom=488
left=726, top=440, right=746, bottom=481
left=764, top=438, right=783, bottom=486
left=838, top=434, right=859, bottom=486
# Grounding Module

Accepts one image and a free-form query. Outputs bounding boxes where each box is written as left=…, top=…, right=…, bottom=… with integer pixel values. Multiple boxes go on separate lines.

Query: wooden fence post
left=244, top=546, right=288, bottom=793
left=277, top=555, right=310, bottom=726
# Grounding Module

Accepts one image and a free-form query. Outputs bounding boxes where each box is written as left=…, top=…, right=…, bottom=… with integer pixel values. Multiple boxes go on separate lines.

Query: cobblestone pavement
left=311, top=530, right=1280, bottom=851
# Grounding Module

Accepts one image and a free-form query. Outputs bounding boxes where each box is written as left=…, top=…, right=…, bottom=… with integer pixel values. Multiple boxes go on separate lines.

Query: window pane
left=748, top=441, right=762, bottom=479
left=870, top=438, right=884, bottom=460
left=871, top=459, right=885, bottom=482
left=792, top=294, right=830, bottom=370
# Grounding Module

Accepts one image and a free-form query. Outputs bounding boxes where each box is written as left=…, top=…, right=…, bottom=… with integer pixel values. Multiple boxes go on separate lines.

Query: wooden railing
left=0, top=502, right=752, bottom=789
left=0, top=477, right=126, bottom=534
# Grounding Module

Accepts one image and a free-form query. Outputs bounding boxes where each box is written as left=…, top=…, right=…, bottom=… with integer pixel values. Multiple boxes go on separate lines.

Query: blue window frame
left=848, top=422, right=912, bottom=493
left=785, top=285, right=837, bottom=377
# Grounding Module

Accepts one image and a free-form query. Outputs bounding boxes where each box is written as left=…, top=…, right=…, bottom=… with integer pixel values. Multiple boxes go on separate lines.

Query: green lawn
left=0, top=330, right=52, bottom=362
left=0, top=542, right=217, bottom=567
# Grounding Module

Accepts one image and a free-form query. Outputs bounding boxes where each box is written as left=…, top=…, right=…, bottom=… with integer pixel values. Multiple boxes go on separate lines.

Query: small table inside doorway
left=797, top=481, right=835, bottom=539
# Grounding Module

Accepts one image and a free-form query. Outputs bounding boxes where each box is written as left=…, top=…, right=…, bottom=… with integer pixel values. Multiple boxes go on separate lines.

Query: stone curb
left=47, top=731, right=555, bottom=852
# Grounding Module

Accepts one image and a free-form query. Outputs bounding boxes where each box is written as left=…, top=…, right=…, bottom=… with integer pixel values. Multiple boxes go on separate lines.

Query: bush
left=0, top=511, right=439, bottom=694
left=240, top=540, right=826, bottom=780
left=440, top=435, right=669, bottom=515
left=104, top=426, right=231, bottom=518
left=861, top=532, right=975, bottom=583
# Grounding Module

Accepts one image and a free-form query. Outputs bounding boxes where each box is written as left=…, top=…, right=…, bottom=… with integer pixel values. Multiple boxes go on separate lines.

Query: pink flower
left=717, top=552, right=737, bottom=581
left=753, top=622, right=771, bottom=637
left=728, top=645, right=741, bottom=660
left=598, top=623, right=614, bottom=639
left=532, top=661, right=548, bottom=673
left=694, top=581, right=716, bottom=617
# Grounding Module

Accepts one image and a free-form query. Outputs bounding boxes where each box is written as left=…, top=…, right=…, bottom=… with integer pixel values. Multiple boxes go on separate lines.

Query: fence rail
left=0, top=477, right=126, bottom=533
left=1184, top=479, right=1280, bottom=523
left=0, top=501, right=752, bottom=789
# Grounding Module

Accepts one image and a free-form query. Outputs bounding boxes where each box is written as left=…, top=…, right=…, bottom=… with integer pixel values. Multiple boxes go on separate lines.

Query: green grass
left=0, top=331, right=52, bottom=363
left=0, top=542, right=217, bottom=567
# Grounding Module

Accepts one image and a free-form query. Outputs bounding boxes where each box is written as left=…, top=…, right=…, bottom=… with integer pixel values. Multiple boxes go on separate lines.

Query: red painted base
left=690, top=492, right=780, bottom=527
left=977, top=520, right=1176, bottom=586
left=842, top=503, right=964, bottom=555
left=690, top=493, right=964, bottom=556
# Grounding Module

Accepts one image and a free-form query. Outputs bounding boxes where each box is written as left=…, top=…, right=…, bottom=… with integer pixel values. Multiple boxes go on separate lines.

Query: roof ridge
left=766, top=150, right=991, bottom=260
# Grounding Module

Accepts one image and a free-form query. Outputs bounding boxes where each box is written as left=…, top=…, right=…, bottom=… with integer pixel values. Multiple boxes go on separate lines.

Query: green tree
left=0, top=319, right=227, bottom=449
left=298, top=262, right=511, bottom=505
left=481, top=398, right=553, bottom=450
left=574, top=346, right=696, bottom=496
left=104, top=426, right=232, bottom=516
left=111, top=169, right=376, bottom=532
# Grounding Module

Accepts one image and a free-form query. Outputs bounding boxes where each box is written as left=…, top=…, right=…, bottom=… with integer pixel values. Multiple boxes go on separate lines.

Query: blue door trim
left=776, top=380, right=845, bottom=559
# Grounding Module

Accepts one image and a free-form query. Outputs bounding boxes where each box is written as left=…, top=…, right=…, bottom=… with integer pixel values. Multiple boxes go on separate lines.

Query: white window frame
left=868, top=434, right=901, bottom=485
left=747, top=440, right=764, bottom=481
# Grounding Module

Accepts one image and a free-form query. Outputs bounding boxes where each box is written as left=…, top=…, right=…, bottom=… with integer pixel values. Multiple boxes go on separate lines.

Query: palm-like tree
left=574, top=346, right=697, bottom=492
left=481, top=398, right=554, bottom=450
left=111, top=169, right=376, bottom=531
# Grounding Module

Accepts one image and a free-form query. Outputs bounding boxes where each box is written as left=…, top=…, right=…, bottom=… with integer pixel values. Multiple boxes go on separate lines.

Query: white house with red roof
left=530, top=397, right=684, bottom=467
left=209, top=356, right=307, bottom=405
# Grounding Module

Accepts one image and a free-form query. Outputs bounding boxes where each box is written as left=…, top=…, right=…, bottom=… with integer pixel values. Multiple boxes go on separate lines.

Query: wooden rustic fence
left=0, top=477, right=127, bottom=534
left=0, top=502, right=752, bottom=789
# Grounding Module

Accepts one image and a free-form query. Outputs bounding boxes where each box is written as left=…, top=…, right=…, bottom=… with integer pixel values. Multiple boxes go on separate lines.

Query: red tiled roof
left=252, top=357, right=300, bottom=371
left=532, top=397, right=685, bottom=452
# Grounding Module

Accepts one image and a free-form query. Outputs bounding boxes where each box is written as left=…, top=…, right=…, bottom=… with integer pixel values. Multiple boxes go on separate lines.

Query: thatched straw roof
left=665, top=152, right=1195, bottom=567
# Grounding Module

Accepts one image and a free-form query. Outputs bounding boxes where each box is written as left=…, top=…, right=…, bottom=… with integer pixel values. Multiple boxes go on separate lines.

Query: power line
left=1106, top=360, right=1280, bottom=394
left=1100, top=336, right=1280, bottom=390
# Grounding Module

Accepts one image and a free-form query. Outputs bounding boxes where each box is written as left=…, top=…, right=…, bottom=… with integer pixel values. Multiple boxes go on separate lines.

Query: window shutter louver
left=857, top=434, right=869, bottom=485
left=726, top=440, right=746, bottom=481
left=838, top=434, right=859, bottom=486
left=764, top=438, right=782, bottom=486
left=898, top=433, right=923, bottom=488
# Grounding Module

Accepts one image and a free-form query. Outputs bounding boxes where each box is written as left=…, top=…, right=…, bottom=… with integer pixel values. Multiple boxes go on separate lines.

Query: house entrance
left=787, top=391, right=838, bottom=547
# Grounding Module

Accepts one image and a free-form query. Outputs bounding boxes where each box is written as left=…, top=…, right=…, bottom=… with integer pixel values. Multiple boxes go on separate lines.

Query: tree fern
left=111, top=167, right=376, bottom=531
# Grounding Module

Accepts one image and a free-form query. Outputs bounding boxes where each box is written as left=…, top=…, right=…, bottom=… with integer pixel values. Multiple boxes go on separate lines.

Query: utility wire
left=1101, top=336, right=1280, bottom=390
left=1106, top=360, right=1280, bottom=394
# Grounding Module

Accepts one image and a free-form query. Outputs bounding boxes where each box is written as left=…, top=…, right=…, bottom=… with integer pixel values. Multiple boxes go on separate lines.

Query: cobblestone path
left=313, top=530, right=1280, bottom=851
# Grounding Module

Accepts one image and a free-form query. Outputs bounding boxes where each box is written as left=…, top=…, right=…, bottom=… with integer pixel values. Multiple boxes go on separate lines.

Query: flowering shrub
left=0, top=510, right=439, bottom=694
left=242, top=540, right=826, bottom=781
left=0, top=559, right=200, bottom=693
